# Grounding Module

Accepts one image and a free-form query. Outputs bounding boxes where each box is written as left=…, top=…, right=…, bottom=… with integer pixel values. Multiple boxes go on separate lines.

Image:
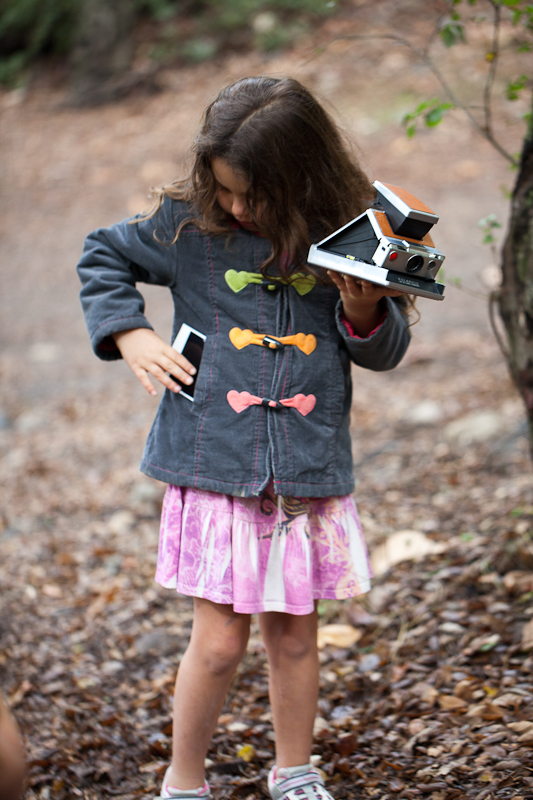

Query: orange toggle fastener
left=229, top=328, right=316, bottom=355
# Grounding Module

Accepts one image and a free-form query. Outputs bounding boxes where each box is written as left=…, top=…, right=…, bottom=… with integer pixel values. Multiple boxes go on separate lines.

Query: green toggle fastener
left=224, top=270, right=316, bottom=295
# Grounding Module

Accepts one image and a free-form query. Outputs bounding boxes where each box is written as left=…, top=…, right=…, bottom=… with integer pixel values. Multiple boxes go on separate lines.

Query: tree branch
left=483, top=0, right=502, bottom=138
left=489, top=289, right=513, bottom=367
left=322, top=26, right=518, bottom=165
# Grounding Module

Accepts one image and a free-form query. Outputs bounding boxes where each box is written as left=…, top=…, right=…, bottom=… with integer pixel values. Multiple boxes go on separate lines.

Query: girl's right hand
left=112, top=328, right=196, bottom=397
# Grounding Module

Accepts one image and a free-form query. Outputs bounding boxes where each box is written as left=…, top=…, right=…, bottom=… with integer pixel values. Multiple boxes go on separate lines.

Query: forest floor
left=2, top=1, right=533, bottom=799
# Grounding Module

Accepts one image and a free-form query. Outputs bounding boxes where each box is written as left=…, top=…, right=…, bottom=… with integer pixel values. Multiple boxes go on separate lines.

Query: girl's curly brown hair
left=152, top=76, right=372, bottom=265
left=148, top=75, right=415, bottom=316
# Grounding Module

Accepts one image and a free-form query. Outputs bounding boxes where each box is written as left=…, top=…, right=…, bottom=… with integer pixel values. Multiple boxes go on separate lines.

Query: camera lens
left=405, top=255, right=424, bottom=273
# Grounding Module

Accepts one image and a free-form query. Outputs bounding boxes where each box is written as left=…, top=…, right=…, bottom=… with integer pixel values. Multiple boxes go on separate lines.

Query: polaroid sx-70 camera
left=308, top=181, right=445, bottom=301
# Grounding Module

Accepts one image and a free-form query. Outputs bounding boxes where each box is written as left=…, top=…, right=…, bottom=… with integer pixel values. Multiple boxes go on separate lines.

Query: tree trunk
left=498, top=100, right=533, bottom=452
left=67, top=0, right=140, bottom=106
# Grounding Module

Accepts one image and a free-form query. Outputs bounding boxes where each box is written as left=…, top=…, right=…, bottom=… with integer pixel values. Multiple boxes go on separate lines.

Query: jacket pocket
left=186, top=334, right=216, bottom=418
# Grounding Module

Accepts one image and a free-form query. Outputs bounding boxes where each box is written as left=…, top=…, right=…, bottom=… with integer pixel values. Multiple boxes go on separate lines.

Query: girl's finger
left=132, top=366, right=159, bottom=397
left=165, top=363, right=195, bottom=386
left=150, top=363, right=192, bottom=394
left=328, top=271, right=362, bottom=295
left=342, top=275, right=361, bottom=291
left=160, top=354, right=195, bottom=378
left=150, top=351, right=195, bottom=382
left=359, top=280, right=403, bottom=299
left=166, top=351, right=196, bottom=376
left=327, top=270, right=342, bottom=287
left=360, top=280, right=379, bottom=293
left=360, top=281, right=388, bottom=299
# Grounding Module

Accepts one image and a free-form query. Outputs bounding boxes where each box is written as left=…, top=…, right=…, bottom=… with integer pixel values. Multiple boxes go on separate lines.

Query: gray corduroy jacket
left=77, top=198, right=410, bottom=497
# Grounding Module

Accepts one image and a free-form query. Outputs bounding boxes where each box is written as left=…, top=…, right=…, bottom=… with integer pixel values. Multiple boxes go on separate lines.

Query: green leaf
left=317, top=599, right=331, bottom=617
left=440, top=21, right=466, bottom=47
left=478, top=214, right=501, bottom=246
left=404, top=99, right=455, bottom=136
left=479, top=639, right=498, bottom=652
left=478, top=214, right=501, bottom=230
left=424, top=101, right=454, bottom=127
left=425, top=107, right=445, bottom=126
left=414, top=99, right=435, bottom=114
left=506, top=74, right=528, bottom=101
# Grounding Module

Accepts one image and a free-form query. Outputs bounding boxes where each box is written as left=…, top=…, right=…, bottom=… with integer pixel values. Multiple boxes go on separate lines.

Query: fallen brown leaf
left=508, top=721, right=533, bottom=734
left=438, top=695, right=467, bottom=711
left=521, top=618, right=533, bottom=651
left=316, top=624, right=362, bottom=650
left=518, top=729, right=533, bottom=744
left=503, top=571, right=533, bottom=594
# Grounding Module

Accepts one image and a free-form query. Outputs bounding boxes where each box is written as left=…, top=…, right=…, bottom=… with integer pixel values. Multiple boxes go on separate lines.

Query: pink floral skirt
left=155, top=484, right=372, bottom=615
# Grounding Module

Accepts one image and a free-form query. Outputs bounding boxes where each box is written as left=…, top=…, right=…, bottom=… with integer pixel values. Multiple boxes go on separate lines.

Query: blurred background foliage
left=0, top=0, right=339, bottom=87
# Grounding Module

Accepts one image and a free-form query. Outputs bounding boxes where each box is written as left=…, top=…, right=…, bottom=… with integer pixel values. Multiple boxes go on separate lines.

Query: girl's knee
left=195, top=631, right=247, bottom=676
left=190, top=600, right=250, bottom=676
left=261, top=615, right=318, bottom=663
left=277, top=631, right=316, bottom=661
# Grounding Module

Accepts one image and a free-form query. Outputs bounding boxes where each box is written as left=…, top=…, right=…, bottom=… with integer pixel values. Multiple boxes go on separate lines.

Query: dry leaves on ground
left=2, top=328, right=533, bottom=799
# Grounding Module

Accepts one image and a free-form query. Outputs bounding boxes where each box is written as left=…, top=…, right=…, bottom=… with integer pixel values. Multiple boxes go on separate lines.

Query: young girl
left=77, top=76, right=411, bottom=800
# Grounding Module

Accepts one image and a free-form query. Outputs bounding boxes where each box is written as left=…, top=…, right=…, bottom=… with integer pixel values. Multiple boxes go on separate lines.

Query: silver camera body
left=307, top=181, right=445, bottom=301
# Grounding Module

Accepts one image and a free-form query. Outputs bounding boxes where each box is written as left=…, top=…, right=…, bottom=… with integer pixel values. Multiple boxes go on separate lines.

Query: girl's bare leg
left=259, top=607, right=319, bottom=768
left=168, top=598, right=251, bottom=789
left=0, top=692, right=26, bottom=800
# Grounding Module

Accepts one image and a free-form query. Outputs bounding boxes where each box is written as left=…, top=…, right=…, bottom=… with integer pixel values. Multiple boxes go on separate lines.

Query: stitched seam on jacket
left=279, top=288, right=293, bottom=479
left=253, top=280, right=267, bottom=492
left=325, top=287, right=337, bottom=484
left=194, top=235, right=219, bottom=485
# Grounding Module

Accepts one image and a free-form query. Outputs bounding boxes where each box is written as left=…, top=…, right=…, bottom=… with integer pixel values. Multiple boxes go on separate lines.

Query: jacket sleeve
left=77, top=197, right=183, bottom=360
left=335, top=296, right=411, bottom=371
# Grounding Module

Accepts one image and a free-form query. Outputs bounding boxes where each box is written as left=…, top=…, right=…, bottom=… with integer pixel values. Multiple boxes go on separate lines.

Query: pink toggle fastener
left=227, top=390, right=316, bottom=417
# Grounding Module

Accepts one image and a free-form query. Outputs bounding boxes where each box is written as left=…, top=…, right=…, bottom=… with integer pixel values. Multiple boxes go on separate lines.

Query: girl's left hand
left=328, top=271, right=403, bottom=338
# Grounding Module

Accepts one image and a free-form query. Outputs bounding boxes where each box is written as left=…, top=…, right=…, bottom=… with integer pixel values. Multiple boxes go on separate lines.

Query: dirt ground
left=2, top=1, right=533, bottom=799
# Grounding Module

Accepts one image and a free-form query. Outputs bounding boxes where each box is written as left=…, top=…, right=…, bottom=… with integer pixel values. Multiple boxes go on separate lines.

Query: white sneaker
left=268, top=764, right=334, bottom=800
left=155, top=767, right=212, bottom=800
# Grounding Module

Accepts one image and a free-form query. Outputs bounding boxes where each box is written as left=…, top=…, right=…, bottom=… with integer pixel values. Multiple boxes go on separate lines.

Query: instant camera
left=308, top=181, right=445, bottom=300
